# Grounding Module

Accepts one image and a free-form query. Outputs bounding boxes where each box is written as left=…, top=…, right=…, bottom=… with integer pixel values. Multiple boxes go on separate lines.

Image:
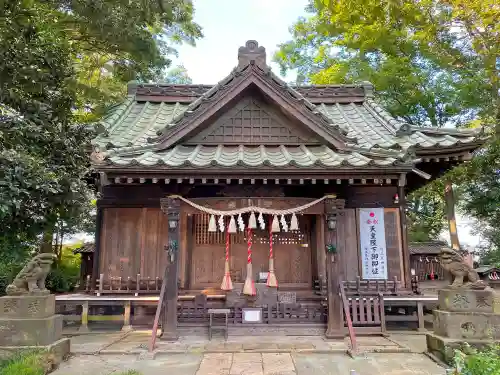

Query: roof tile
left=106, top=145, right=405, bottom=168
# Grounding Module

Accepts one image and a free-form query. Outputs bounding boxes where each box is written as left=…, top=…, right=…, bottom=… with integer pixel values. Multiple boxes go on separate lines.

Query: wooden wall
left=188, top=214, right=313, bottom=289
left=336, top=208, right=404, bottom=282
left=97, top=195, right=406, bottom=287
left=99, top=207, right=169, bottom=280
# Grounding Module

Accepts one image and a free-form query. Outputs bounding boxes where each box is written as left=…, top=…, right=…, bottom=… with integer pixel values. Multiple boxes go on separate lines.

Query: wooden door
left=190, top=214, right=312, bottom=289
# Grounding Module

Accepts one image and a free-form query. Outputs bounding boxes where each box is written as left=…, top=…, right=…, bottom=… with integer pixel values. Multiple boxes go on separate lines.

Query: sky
left=169, top=0, right=307, bottom=84
left=71, top=0, right=481, bottom=249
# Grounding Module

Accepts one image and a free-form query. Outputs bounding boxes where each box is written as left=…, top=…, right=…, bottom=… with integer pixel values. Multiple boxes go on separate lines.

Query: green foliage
left=274, top=0, right=494, bottom=127
left=0, top=0, right=202, bottom=258
left=0, top=236, right=35, bottom=297
left=275, top=0, right=499, bottom=249
left=453, top=345, right=500, bottom=375
left=407, top=181, right=447, bottom=242
left=461, top=139, right=500, bottom=262
left=46, top=243, right=81, bottom=293
left=0, top=350, right=53, bottom=375
left=161, top=65, right=193, bottom=84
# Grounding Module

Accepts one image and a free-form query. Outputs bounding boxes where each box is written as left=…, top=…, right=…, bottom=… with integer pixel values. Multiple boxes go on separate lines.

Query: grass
left=0, top=350, right=53, bottom=375
left=0, top=351, right=142, bottom=375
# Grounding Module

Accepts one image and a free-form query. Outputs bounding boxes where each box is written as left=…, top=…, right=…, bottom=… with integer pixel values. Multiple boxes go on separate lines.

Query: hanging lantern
left=208, top=214, right=217, bottom=232
left=237, top=213, right=245, bottom=232
left=280, top=214, right=288, bottom=232
left=248, top=212, right=257, bottom=229
left=258, top=212, right=265, bottom=230
left=218, top=215, right=225, bottom=232
left=228, top=216, right=237, bottom=233
left=290, top=213, right=299, bottom=231
left=271, top=215, right=280, bottom=232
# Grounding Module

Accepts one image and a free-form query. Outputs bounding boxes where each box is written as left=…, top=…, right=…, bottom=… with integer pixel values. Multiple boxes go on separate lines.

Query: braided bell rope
left=168, top=194, right=335, bottom=216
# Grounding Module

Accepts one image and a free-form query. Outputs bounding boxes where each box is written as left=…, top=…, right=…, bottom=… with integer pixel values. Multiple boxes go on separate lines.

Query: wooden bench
left=340, top=284, right=386, bottom=335
left=340, top=277, right=435, bottom=333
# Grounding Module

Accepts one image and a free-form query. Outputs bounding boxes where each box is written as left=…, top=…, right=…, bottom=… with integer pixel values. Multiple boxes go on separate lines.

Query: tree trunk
left=40, top=230, right=54, bottom=254
left=444, top=181, right=460, bottom=252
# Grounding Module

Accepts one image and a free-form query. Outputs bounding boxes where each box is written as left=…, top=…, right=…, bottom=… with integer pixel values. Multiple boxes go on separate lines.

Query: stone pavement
left=68, top=332, right=425, bottom=355
left=54, top=332, right=447, bottom=374
left=52, top=352, right=446, bottom=375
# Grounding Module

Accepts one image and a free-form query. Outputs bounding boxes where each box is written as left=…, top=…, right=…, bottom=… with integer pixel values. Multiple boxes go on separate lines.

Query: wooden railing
left=82, top=274, right=164, bottom=295
left=340, top=283, right=357, bottom=354
left=55, top=293, right=326, bottom=333
left=178, top=304, right=327, bottom=325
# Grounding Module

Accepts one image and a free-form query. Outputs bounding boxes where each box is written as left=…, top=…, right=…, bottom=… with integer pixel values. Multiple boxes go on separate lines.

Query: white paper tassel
left=290, top=213, right=299, bottom=231
left=258, top=212, right=265, bottom=230
left=280, top=214, right=288, bottom=232
left=237, top=213, right=245, bottom=232
left=218, top=215, right=225, bottom=232
left=248, top=212, right=257, bottom=229
left=208, top=214, right=217, bottom=232
left=228, top=216, right=237, bottom=233
left=271, top=215, right=280, bottom=232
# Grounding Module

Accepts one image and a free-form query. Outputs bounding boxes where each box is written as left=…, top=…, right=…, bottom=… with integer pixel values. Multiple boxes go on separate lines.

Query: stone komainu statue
left=5, top=253, right=57, bottom=295
left=438, top=248, right=486, bottom=289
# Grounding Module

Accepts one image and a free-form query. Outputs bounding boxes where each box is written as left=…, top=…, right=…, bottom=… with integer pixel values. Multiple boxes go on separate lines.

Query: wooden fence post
left=122, top=300, right=132, bottom=331
left=78, top=301, right=90, bottom=333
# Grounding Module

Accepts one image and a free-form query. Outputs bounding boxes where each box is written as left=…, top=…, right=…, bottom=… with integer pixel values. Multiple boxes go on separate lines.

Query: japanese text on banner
left=359, top=208, right=388, bottom=279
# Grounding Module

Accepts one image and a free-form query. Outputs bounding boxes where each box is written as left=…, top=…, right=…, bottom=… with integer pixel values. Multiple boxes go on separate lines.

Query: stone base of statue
left=0, top=294, right=70, bottom=364
left=426, top=287, right=500, bottom=363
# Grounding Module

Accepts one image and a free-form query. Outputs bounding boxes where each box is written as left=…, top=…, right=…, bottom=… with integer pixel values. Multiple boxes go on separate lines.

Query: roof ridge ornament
left=238, top=40, right=266, bottom=69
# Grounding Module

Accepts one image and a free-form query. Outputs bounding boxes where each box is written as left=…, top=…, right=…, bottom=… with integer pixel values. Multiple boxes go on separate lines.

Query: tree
left=275, top=0, right=499, bottom=255
left=460, top=139, right=500, bottom=263
left=407, top=181, right=447, bottom=243
left=161, top=65, right=193, bottom=84
left=0, top=1, right=202, bottom=257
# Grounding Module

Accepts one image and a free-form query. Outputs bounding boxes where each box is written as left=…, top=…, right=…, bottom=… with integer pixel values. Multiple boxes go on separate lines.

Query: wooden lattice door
left=190, top=214, right=312, bottom=289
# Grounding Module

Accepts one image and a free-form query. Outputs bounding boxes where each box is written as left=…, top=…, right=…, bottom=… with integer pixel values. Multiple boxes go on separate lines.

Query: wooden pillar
left=91, top=205, right=103, bottom=291
left=315, top=214, right=327, bottom=296
left=122, top=301, right=132, bottom=331
left=398, top=174, right=411, bottom=288
left=445, top=181, right=460, bottom=251
left=325, top=198, right=345, bottom=339
left=160, top=197, right=180, bottom=341
left=78, top=301, right=90, bottom=333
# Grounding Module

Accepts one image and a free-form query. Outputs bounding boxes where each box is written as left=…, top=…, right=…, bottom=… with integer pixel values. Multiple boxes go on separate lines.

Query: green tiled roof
left=96, top=98, right=189, bottom=149
left=94, top=96, right=481, bottom=153
left=91, top=46, right=483, bottom=171
left=107, top=145, right=406, bottom=168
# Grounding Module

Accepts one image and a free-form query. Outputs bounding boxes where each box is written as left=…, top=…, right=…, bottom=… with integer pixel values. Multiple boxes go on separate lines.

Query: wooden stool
left=208, top=308, right=230, bottom=340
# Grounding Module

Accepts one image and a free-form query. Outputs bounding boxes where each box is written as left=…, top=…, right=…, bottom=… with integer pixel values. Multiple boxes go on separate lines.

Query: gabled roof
left=91, top=40, right=485, bottom=174
left=73, top=242, right=95, bottom=254
left=409, top=241, right=449, bottom=255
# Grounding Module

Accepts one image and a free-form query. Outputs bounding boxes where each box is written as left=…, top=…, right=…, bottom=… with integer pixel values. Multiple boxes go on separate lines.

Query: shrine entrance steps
left=67, top=331, right=423, bottom=356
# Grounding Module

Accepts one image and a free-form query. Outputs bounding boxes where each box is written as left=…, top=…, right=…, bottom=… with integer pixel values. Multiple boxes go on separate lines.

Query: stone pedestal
left=0, top=294, right=70, bottom=364
left=426, top=288, right=500, bottom=363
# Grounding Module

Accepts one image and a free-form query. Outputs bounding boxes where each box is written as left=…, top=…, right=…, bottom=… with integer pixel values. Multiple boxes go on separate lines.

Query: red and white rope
left=247, top=227, right=252, bottom=264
